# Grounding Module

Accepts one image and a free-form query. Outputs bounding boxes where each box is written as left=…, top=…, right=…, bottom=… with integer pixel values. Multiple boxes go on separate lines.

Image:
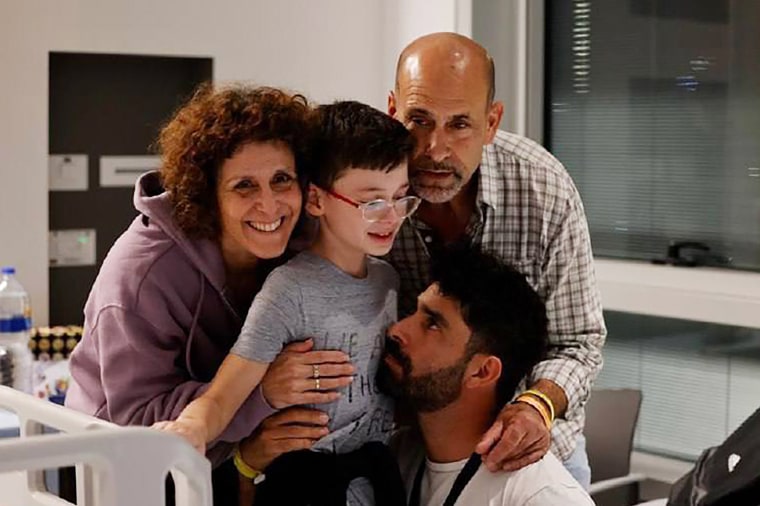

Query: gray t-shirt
left=232, top=251, right=397, bottom=505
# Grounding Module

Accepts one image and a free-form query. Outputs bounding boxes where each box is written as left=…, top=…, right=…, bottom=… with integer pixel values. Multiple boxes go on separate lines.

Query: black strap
left=409, top=453, right=482, bottom=506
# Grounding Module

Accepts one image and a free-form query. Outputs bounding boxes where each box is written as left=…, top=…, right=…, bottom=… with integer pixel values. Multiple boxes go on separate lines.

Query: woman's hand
left=261, top=339, right=354, bottom=409
left=152, top=418, right=208, bottom=454
left=238, top=407, right=330, bottom=472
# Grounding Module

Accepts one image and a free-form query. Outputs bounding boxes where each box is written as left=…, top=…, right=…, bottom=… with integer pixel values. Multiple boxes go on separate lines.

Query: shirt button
left=424, top=236, right=433, bottom=243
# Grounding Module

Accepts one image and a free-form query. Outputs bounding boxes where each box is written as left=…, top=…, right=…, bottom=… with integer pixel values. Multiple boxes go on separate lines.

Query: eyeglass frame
left=321, top=187, right=421, bottom=223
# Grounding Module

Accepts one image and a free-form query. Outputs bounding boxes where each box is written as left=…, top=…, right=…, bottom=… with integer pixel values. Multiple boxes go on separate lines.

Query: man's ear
left=464, top=355, right=502, bottom=390
left=388, top=90, right=398, bottom=118
left=305, top=183, right=325, bottom=217
left=484, top=101, right=504, bottom=144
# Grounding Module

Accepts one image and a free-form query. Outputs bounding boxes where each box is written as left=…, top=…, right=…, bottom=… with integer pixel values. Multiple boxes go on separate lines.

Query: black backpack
left=668, top=406, right=760, bottom=506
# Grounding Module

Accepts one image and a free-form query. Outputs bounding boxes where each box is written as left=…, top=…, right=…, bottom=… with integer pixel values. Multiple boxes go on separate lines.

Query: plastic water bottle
left=0, top=267, right=33, bottom=393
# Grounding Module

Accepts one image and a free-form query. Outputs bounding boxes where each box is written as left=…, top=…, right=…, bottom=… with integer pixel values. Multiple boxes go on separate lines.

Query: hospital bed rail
left=0, top=385, right=212, bottom=506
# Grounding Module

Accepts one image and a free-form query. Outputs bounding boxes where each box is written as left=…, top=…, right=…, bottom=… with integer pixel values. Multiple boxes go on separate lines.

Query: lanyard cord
left=409, top=453, right=482, bottom=506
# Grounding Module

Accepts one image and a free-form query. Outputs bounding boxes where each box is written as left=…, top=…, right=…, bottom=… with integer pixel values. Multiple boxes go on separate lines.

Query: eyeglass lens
left=362, top=197, right=420, bottom=221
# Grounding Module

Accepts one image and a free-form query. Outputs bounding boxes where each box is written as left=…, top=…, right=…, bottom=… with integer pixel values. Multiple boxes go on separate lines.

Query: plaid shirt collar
left=410, top=155, right=502, bottom=238
left=476, top=148, right=504, bottom=211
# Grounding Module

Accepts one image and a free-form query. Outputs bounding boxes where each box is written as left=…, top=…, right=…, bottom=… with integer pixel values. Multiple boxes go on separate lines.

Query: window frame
left=505, top=0, right=760, bottom=329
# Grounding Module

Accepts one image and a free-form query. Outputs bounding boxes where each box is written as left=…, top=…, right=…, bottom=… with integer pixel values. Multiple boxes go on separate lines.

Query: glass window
left=598, top=311, right=760, bottom=460
left=545, top=0, right=760, bottom=271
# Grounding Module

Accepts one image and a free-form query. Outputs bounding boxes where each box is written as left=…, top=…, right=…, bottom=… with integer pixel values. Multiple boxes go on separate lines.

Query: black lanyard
left=409, top=453, right=482, bottom=506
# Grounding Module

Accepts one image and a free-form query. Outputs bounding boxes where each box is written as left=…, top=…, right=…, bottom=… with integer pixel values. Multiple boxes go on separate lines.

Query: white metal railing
left=0, top=386, right=212, bottom=506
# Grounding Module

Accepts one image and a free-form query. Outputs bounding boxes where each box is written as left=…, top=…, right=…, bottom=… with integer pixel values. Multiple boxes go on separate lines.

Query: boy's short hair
left=310, top=101, right=415, bottom=189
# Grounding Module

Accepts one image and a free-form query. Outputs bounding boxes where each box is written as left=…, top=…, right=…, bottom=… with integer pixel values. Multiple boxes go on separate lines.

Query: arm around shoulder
left=530, top=189, right=606, bottom=416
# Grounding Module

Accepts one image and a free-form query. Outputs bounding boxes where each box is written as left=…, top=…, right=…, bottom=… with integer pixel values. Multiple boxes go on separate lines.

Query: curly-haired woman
left=65, top=84, right=353, bottom=501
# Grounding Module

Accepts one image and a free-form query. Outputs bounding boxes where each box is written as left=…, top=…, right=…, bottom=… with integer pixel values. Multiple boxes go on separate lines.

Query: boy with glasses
left=156, top=101, right=418, bottom=505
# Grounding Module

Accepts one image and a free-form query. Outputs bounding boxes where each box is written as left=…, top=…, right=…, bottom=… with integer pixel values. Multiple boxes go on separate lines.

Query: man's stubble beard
left=410, top=176, right=464, bottom=204
left=409, top=157, right=466, bottom=204
left=377, top=353, right=470, bottom=413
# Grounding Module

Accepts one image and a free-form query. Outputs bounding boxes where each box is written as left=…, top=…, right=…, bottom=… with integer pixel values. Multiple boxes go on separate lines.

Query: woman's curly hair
left=157, top=83, right=313, bottom=239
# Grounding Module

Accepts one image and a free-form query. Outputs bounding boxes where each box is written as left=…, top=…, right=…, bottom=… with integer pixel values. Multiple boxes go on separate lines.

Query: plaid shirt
left=387, top=130, right=606, bottom=461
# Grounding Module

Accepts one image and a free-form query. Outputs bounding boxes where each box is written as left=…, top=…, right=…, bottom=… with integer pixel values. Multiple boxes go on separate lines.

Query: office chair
left=584, top=388, right=646, bottom=506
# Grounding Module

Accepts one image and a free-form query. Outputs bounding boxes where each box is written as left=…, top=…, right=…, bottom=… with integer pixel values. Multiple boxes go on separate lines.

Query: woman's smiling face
left=216, top=140, right=302, bottom=267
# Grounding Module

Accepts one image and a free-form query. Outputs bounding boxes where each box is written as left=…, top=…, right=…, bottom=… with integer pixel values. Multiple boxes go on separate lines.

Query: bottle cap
left=1, top=267, right=15, bottom=275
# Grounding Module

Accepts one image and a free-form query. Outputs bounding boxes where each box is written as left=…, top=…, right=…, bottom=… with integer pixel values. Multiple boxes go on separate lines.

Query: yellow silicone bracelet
left=515, top=395, right=552, bottom=429
left=233, top=447, right=261, bottom=481
left=523, top=389, right=556, bottom=423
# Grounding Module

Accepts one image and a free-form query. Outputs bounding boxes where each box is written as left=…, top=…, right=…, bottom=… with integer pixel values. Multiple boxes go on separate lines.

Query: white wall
left=0, top=0, right=468, bottom=325
left=382, top=0, right=471, bottom=96
left=472, top=0, right=544, bottom=139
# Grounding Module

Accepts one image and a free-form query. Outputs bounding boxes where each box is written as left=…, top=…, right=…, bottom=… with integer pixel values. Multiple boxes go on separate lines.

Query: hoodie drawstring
left=185, top=270, right=205, bottom=379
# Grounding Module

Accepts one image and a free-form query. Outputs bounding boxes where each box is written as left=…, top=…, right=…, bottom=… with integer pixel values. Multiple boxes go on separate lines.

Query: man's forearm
left=535, top=191, right=606, bottom=419
left=529, top=327, right=605, bottom=419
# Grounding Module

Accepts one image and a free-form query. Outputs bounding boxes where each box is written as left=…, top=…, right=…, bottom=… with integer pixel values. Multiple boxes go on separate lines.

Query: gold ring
left=314, top=378, right=321, bottom=391
left=312, top=365, right=320, bottom=379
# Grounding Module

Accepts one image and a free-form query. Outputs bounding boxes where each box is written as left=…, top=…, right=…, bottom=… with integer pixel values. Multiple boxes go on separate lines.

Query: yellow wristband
left=233, top=447, right=263, bottom=482
left=522, top=389, right=556, bottom=423
left=515, top=395, right=552, bottom=430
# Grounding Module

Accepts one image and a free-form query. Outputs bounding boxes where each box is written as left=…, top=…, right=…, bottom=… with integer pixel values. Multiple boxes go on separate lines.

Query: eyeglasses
left=324, top=188, right=421, bottom=223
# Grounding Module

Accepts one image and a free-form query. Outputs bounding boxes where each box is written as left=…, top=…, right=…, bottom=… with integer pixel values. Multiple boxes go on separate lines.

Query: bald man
left=386, top=32, right=605, bottom=489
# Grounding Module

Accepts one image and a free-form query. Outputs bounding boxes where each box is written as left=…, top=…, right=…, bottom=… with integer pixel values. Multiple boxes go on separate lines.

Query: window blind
left=546, top=0, right=760, bottom=270
left=597, top=311, right=760, bottom=460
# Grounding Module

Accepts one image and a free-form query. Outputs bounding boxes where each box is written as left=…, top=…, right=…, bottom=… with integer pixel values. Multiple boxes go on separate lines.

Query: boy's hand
left=152, top=418, right=209, bottom=454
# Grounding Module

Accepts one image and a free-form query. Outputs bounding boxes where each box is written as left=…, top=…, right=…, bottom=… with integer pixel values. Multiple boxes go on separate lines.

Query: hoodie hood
left=134, top=171, right=227, bottom=295
left=65, top=170, right=277, bottom=456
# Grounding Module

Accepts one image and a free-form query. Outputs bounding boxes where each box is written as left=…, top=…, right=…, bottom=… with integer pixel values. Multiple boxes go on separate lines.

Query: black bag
left=667, top=406, right=760, bottom=506
left=254, top=442, right=407, bottom=506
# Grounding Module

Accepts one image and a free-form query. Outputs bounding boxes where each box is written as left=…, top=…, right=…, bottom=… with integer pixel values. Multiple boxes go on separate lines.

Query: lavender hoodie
left=65, top=171, right=276, bottom=464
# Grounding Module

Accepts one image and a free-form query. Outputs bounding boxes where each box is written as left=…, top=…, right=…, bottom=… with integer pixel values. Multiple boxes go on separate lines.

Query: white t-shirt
left=393, top=430, right=594, bottom=506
